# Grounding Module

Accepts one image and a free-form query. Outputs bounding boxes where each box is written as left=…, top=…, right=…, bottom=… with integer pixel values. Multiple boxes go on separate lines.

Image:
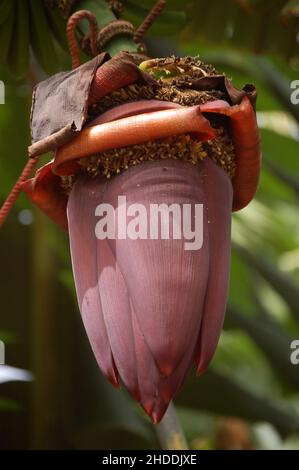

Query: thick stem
left=155, top=402, right=189, bottom=450
left=75, top=0, right=139, bottom=56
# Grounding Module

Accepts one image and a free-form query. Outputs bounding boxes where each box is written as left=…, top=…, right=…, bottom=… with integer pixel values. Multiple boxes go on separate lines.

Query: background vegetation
left=0, top=0, right=299, bottom=449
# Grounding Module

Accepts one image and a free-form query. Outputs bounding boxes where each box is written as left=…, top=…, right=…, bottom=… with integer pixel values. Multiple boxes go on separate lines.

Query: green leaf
left=225, top=306, right=299, bottom=391
left=184, top=0, right=299, bottom=59
left=264, top=158, right=299, bottom=197
left=0, top=0, right=15, bottom=26
left=0, top=330, right=17, bottom=343
left=122, top=1, right=186, bottom=37
left=44, top=6, right=68, bottom=51
left=235, top=244, right=299, bottom=322
left=0, top=0, right=16, bottom=63
left=0, top=397, right=20, bottom=411
left=0, top=69, right=30, bottom=200
left=29, top=0, right=60, bottom=74
left=176, top=369, right=299, bottom=437
left=253, top=56, right=299, bottom=124
left=7, top=0, right=30, bottom=78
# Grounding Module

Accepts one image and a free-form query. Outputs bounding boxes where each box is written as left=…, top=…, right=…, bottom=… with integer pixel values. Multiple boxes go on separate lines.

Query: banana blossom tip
left=19, top=53, right=261, bottom=422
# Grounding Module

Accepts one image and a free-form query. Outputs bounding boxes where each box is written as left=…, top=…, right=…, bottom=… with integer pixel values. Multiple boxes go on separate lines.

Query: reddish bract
left=19, top=55, right=261, bottom=422
left=67, top=158, right=232, bottom=422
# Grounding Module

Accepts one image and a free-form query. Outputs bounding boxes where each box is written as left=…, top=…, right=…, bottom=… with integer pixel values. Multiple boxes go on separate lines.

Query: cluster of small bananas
left=139, top=56, right=219, bottom=81
left=204, top=126, right=236, bottom=179
left=88, top=82, right=227, bottom=119
left=1, top=0, right=123, bottom=78
left=60, top=54, right=235, bottom=192
left=78, top=134, right=208, bottom=179
left=60, top=128, right=236, bottom=195
left=0, top=0, right=71, bottom=78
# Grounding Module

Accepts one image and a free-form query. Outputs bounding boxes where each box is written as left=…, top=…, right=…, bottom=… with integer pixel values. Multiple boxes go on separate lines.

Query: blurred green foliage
left=0, top=0, right=299, bottom=450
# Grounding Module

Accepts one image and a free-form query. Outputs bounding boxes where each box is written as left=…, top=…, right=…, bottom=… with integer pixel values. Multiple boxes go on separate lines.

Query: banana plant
left=1, top=0, right=299, bottom=451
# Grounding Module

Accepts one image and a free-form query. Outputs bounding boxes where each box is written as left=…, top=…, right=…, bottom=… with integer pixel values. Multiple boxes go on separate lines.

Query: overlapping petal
left=67, top=158, right=232, bottom=421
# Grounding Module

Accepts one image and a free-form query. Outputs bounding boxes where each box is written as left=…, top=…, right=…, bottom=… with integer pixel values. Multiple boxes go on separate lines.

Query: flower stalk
left=155, top=402, right=189, bottom=450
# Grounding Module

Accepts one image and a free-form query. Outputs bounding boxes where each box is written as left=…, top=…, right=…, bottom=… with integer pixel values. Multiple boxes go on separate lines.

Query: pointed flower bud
left=21, top=53, right=261, bottom=422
